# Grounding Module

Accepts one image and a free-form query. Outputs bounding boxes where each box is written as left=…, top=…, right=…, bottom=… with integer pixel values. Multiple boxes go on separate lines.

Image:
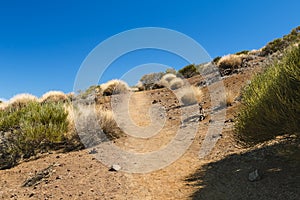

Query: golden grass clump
left=0, top=102, right=8, bottom=110
left=101, top=79, right=129, bottom=96
left=162, top=73, right=176, bottom=82
left=8, top=93, right=38, bottom=108
left=179, top=86, right=201, bottom=106
left=39, top=91, right=68, bottom=103
left=220, top=90, right=236, bottom=107
left=169, top=77, right=184, bottom=90
left=159, top=73, right=177, bottom=88
left=217, top=54, right=242, bottom=68
left=97, top=108, right=122, bottom=139
left=225, top=90, right=235, bottom=107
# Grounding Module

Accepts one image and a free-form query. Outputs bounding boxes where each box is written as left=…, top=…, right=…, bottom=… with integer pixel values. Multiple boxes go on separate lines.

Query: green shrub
left=178, top=64, right=199, bottom=78
left=235, top=45, right=300, bottom=146
left=235, top=50, right=249, bottom=55
left=212, top=56, right=221, bottom=64
left=0, top=102, right=70, bottom=163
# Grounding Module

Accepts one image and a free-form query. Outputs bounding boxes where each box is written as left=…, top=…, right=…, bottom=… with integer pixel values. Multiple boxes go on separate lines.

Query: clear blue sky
left=1, top=0, right=299, bottom=100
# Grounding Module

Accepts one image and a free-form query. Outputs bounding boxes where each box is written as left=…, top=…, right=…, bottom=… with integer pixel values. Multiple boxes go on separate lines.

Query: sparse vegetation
left=235, top=50, right=249, bottom=55
left=261, top=26, right=300, bottom=56
left=235, top=45, right=300, bottom=146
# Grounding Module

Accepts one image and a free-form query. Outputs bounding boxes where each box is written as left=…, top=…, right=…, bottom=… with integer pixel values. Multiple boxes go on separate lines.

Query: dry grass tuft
left=179, top=86, right=200, bottom=106
left=0, top=102, right=8, bottom=110
left=169, top=78, right=184, bottom=90
left=159, top=73, right=177, bottom=88
left=40, top=91, right=68, bottom=103
left=217, top=54, right=242, bottom=68
left=97, top=107, right=123, bottom=139
left=101, top=79, right=129, bottom=96
left=225, top=90, right=235, bottom=107
left=162, top=73, right=176, bottom=82
left=8, top=93, right=38, bottom=108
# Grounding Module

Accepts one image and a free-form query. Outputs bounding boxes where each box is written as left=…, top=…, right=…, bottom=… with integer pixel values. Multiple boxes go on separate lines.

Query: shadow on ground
left=186, top=136, right=300, bottom=200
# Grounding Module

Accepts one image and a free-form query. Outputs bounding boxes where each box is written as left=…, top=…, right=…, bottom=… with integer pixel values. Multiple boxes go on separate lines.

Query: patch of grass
left=235, top=45, right=300, bottom=146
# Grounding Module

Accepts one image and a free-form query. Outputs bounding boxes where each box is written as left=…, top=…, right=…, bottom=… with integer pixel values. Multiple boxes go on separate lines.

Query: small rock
left=248, top=169, right=261, bottom=182
left=89, top=148, right=98, bottom=154
left=109, top=164, right=121, bottom=172
left=152, top=100, right=158, bottom=104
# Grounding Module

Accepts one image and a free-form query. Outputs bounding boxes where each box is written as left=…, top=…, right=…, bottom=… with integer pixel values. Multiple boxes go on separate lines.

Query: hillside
left=0, top=27, right=299, bottom=199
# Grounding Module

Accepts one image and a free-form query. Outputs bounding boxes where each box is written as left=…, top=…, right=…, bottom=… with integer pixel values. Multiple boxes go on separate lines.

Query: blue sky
left=0, top=0, right=299, bottom=100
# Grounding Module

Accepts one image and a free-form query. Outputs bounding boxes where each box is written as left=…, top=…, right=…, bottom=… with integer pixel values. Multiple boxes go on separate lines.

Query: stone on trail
left=248, top=169, right=261, bottom=182
left=109, top=164, right=121, bottom=172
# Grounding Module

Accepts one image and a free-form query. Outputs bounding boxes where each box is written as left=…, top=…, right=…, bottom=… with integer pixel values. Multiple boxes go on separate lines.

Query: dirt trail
left=1, top=68, right=297, bottom=199
left=0, top=86, right=220, bottom=199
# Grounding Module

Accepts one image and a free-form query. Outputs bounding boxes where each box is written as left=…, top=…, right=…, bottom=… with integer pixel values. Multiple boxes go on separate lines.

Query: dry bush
left=159, top=73, right=177, bottom=88
left=101, top=80, right=129, bottom=96
left=217, top=54, right=242, bottom=68
left=169, top=78, right=184, bottom=90
left=191, top=86, right=203, bottom=102
left=66, top=92, right=75, bottom=101
left=72, top=104, right=123, bottom=142
left=221, top=90, right=235, bottom=107
left=179, top=87, right=198, bottom=106
left=0, top=101, right=8, bottom=110
left=97, top=107, right=123, bottom=139
left=40, top=91, right=68, bottom=103
left=8, top=93, right=38, bottom=108
left=162, top=73, right=176, bottom=82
